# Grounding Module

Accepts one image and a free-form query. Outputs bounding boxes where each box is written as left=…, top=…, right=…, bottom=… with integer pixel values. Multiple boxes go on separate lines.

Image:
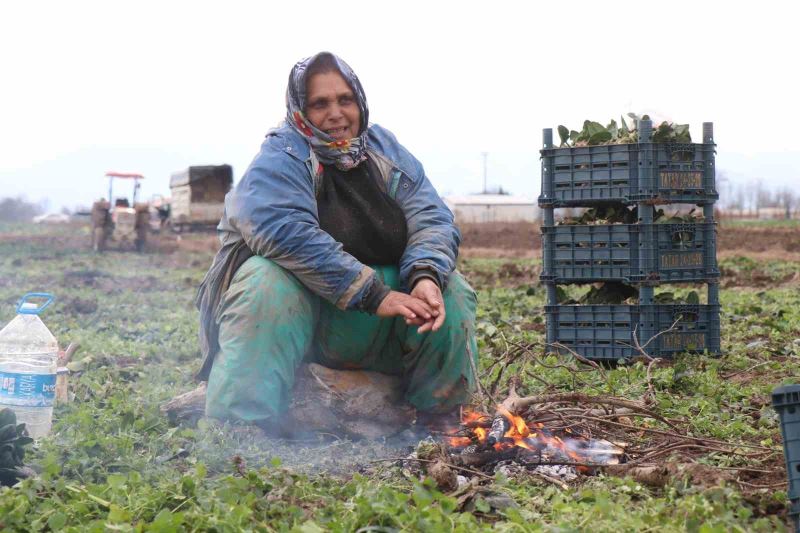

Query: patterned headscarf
left=286, top=52, right=369, bottom=171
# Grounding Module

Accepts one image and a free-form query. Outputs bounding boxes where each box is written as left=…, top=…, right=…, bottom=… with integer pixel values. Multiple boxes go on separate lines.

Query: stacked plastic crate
left=772, top=385, right=800, bottom=531
left=538, top=119, right=720, bottom=361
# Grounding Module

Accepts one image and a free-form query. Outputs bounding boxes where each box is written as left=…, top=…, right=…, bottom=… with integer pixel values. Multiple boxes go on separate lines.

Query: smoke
left=188, top=419, right=425, bottom=477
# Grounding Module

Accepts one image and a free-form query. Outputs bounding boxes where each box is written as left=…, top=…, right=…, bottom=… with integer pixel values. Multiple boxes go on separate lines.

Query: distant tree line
left=481, top=186, right=512, bottom=195
left=718, top=174, right=798, bottom=219
left=0, top=197, right=45, bottom=222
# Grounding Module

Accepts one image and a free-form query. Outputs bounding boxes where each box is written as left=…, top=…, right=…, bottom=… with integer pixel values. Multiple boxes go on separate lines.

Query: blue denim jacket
left=194, top=122, right=460, bottom=379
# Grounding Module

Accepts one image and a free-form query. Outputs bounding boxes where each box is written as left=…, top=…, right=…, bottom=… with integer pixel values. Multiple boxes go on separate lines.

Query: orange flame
left=497, top=405, right=530, bottom=438
left=447, top=436, right=472, bottom=447
left=447, top=406, right=622, bottom=467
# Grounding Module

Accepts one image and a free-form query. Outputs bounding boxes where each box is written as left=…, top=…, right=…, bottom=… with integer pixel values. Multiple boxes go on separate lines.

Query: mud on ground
left=11, top=220, right=795, bottom=260
left=458, top=221, right=800, bottom=260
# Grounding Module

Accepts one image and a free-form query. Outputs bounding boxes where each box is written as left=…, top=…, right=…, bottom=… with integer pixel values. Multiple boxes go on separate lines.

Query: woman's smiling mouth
left=326, top=126, right=349, bottom=139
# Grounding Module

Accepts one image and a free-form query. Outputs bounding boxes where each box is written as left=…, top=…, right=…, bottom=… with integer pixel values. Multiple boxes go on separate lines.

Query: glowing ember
left=447, top=405, right=623, bottom=467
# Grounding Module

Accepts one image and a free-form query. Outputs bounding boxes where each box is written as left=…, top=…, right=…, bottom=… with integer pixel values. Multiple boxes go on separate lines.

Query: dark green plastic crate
left=790, top=499, right=800, bottom=533
left=772, top=384, right=800, bottom=530
left=540, top=222, right=719, bottom=284
left=545, top=304, right=721, bottom=361
left=538, top=142, right=718, bottom=207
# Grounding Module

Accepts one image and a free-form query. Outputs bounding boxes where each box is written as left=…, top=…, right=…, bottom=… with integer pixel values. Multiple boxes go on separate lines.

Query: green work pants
left=205, top=256, right=478, bottom=427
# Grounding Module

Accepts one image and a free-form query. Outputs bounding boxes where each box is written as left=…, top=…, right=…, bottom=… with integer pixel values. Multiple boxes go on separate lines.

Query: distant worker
left=157, top=204, right=170, bottom=229
left=195, top=52, right=477, bottom=434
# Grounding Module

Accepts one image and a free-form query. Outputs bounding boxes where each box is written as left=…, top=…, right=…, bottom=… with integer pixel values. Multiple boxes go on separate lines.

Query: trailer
left=169, top=165, right=233, bottom=232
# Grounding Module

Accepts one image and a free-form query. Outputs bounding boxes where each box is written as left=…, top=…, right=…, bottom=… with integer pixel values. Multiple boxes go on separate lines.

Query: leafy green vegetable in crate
left=555, top=285, right=575, bottom=304
left=0, top=408, right=35, bottom=487
left=580, top=282, right=638, bottom=305
left=654, top=208, right=705, bottom=224
left=654, top=291, right=701, bottom=305
left=558, top=284, right=701, bottom=306
left=557, top=204, right=637, bottom=226
left=557, top=114, right=691, bottom=147
left=654, top=208, right=706, bottom=247
left=556, top=282, right=638, bottom=305
left=558, top=206, right=704, bottom=226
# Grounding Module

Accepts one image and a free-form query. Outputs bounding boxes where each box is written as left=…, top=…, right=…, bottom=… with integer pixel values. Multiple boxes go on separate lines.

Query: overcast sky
left=1, top=1, right=797, bottom=211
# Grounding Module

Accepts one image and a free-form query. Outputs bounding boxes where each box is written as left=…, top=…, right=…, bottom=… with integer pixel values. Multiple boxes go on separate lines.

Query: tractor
left=91, top=172, right=150, bottom=252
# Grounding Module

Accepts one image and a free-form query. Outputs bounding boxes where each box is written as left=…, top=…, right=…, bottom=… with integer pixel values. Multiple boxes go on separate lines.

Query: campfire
left=438, top=405, right=625, bottom=484
left=449, top=407, right=623, bottom=465
left=397, top=378, right=775, bottom=500
left=162, top=370, right=778, bottom=500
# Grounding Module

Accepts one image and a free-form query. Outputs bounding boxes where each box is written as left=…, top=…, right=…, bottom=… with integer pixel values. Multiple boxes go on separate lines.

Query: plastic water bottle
left=0, top=293, right=58, bottom=439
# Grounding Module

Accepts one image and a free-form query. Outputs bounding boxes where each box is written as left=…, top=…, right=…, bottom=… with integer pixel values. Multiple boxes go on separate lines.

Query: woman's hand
left=376, top=290, right=435, bottom=325
left=410, top=279, right=445, bottom=333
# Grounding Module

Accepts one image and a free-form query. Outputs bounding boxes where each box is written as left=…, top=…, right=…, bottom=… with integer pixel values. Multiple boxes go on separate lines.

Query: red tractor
left=91, top=172, right=150, bottom=252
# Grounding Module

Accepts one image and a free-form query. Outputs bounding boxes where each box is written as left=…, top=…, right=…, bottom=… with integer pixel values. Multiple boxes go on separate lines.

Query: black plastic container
left=540, top=222, right=719, bottom=284
left=545, top=303, right=721, bottom=361
left=538, top=122, right=717, bottom=207
left=772, top=384, right=800, bottom=532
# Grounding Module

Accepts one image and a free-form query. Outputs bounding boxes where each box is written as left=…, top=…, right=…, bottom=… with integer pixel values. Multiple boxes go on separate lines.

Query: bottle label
left=0, top=371, right=56, bottom=407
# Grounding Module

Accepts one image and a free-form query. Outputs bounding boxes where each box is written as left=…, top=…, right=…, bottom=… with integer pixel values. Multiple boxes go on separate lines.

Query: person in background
left=195, top=51, right=477, bottom=434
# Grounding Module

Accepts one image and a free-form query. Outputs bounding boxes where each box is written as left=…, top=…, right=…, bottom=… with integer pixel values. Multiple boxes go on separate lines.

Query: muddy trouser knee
left=399, top=272, right=478, bottom=412
left=205, top=256, right=318, bottom=426
left=205, top=258, right=479, bottom=424
left=309, top=268, right=479, bottom=414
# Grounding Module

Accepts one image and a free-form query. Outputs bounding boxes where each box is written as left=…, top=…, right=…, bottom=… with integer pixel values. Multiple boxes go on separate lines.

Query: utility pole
left=481, top=152, right=488, bottom=194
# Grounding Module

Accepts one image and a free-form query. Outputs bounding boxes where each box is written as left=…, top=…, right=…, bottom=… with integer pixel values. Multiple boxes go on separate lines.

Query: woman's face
left=305, top=71, right=360, bottom=141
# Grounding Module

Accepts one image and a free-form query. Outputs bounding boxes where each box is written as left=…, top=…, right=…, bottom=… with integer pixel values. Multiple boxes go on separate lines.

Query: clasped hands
left=375, top=278, right=445, bottom=333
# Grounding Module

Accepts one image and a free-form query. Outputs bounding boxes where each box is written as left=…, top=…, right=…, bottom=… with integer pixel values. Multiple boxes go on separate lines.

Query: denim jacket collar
left=271, top=122, right=412, bottom=197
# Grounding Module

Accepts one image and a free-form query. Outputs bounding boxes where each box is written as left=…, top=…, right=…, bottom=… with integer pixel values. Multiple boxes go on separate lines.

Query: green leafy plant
left=557, top=113, right=691, bottom=147
left=655, top=291, right=701, bottom=305
left=0, top=408, right=35, bottom=486
left=557, top=282, right=638, bottom=305
left=558, top=206, right=704, bottom=226
left=557, top=205, right=637, bottom=226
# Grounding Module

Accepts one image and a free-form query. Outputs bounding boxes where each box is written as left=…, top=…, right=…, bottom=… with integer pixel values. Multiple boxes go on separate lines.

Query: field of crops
left=0, top=220, right=799, bottom=531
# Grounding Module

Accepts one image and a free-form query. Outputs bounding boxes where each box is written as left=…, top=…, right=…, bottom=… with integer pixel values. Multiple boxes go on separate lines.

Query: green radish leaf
left=585, top=121, right=605, bottom=136
left=588, top=130, right=612, bottom=144
left=607, top=119, right=618, bottom=138
left=556, top=286, right=569, bottom=303
left=558, top=125, right=570, bottom=146
left=48, top=513, right=67, bottom=531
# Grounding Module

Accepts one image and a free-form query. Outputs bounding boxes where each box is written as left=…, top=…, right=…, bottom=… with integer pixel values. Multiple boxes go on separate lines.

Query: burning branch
left=497, top=381, right=677, bottom=430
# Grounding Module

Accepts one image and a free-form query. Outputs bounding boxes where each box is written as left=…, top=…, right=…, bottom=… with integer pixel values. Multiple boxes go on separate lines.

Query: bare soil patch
left=718, top=225, right=800, bottom=253
left=460, top=261, right=541, bottom=289
left=458, top=221, right=800, bottom=262
left=720, top=264, right=800, bottom=289
left=460, top=247, right=536, bottom=259
left=458, top=222, right=541, bottom=251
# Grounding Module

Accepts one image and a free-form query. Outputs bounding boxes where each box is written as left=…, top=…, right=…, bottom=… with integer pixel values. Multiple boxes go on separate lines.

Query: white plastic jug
left=0, top=293, right=58, bottom=439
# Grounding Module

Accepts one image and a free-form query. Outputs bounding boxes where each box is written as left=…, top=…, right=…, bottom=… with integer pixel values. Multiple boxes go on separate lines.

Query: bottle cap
left=16, top=293, right=55, bottom=315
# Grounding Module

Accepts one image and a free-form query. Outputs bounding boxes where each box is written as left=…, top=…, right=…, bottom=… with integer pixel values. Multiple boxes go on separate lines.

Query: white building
left=443, top=194, right=539, bottom=223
